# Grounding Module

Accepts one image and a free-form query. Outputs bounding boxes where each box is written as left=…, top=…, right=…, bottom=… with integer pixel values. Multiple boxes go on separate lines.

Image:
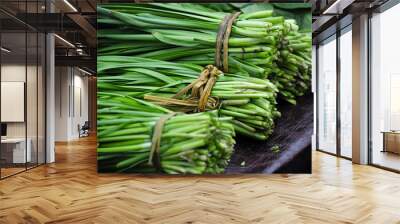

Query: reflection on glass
left=38, top=33, right=46, bottom=165
left=340, top=28, right=352, bottom=158
left=0, top=0, right=46, bottom=179
left=1, top=31, right=27, bottom=177
left=371, top=4, right=400, bottom=171
left=318, top=36, right=337, bottom=154
left=27, top=31, right=38, bottom=169
left=25, top=0, right=42, bottom=170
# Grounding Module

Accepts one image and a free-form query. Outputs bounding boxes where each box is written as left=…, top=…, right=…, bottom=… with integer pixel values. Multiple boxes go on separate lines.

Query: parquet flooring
left=1, top=136, right=400, bottom=224
left=0, top=167, right=26, bottom=178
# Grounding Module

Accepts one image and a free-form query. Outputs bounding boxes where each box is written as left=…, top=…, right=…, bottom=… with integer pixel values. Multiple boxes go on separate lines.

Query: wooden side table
left=381, top=131, right=400, bottom=154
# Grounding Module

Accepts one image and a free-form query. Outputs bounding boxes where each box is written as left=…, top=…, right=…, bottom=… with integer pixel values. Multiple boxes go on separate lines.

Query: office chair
left=79, top=121, right=90, bottom=138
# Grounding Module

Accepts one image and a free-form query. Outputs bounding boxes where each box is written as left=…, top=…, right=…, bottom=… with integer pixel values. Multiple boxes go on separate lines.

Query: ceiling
left=0, top=0, right=96, bottom=72
left=310, top=0, right=390, bottom=42
left=1, top=0, right=395, bottom=71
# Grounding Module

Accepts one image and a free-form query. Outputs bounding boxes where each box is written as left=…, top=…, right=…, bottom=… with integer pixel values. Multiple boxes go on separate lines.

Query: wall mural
left=97, top=3, right=312, bottom=174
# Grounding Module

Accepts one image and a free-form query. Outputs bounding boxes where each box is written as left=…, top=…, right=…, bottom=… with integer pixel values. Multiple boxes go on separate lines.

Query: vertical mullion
left=59, top=67, right=62, bottom=117
left=73, top=68, right=75, bottom=118
left=316, top=44, right=320, bottom=150
left=336, top=27, right=341, bottom=157
left=44, top=0, right=47, bottom=164
left=69, top=69, right=71, bottom=118
left=36, top=0, right=39, bottom=167
left=0, top=17, right=2, bottom=179
left=25, top=0, right=28, bottom=171
left=367, top=11, right=373, bottom=165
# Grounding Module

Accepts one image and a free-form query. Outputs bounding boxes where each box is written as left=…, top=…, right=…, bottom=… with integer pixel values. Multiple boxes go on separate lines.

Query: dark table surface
left=225, top=93, right=313, bottom=174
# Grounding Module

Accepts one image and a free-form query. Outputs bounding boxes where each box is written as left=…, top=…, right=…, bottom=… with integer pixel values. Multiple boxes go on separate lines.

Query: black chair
left=79, top=121, right=90, bottom=138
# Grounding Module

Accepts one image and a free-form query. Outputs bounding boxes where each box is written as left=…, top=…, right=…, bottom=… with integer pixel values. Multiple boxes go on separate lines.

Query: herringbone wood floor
left=1, top=136, right=400, bottom=224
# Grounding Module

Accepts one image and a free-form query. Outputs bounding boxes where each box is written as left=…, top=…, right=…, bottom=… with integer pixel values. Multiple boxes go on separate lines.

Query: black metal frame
left=315, top=44, right=319, bottom=151
left=367, top=10, right=373, bottom=166
left=0, top=0, right=47, bottom=180
left=25, top=1, right=28, bottom=172
left=44, top=0, right=47, bottom=165
left=336, top=18, right=341, bottom=157
left=0, top=11, right=2, bottom=179
left=315, top=32, right=338, bottom=156
left=315, top=20, right=353, bottom=162
left=316, top=0, right=400, bottom=171
left=338, top=23, right=353, bottom=161
left=367, top=0, right=400, bottom=173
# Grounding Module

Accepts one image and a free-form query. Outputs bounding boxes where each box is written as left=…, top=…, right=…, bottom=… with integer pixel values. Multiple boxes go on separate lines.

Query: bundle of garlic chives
left=97, top=94, right=235, bottom=174
left=98, top=56, right=280, bottom=140
left=97, top=3, right=280, bottom=80
left=97, top=3, right=311, bottom=104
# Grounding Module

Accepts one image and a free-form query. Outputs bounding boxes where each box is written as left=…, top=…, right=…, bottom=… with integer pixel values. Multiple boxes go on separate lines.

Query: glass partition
left=38, top=32, right=45, bottom=165
left=317, top=35, right=337, bottom=154
left=0, top=1, right=46, bottom=179
left=1, top=30, right=28, bottom=177
left=27, top=30, right=38, bottom=169
left=339, top=26, right=352, bottom=158
left=370, top=3, right=400, bottom=171
left=26, top=0, right=42, bottom=170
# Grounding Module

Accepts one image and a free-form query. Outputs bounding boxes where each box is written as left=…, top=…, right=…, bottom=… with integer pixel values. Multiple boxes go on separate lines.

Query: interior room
left=0, top=8, right=46, bottom=178
left=0, top=0, right=400, bottom=223
left=314, top=0, right=400, bottom=172
left=370, top=3, right=400, bottom=171
left=0, top=0, right=96, bottom=178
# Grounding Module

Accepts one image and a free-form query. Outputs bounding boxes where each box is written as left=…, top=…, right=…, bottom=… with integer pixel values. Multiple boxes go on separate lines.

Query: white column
left=352, top=14, right=369, bottom=164
left=46, top=32, right=55, bottom=163
left=45, top=0, right=56, bottom=163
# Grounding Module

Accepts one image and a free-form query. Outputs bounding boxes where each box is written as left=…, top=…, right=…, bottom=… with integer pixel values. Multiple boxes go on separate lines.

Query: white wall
left=1, top=64, right=26, bottom=81
left=1, top=63, right=46, bottom=164
left=1, top=82, right=25, bottom=122
left=0, top=65, right=41, bottom=138
left=72, top=73, right=89, bottom=138
left=1, top=65, right=26, bottom=139
left=54, top=66, right=89, bottom=141
left=55, top=66, right=70, bottom=141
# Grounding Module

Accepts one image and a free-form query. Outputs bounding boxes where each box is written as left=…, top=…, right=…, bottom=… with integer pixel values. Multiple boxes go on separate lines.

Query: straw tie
left=148, top=112, right=178, bottom=171
left=144, top=65, right=222, bottom=112
left=215, top=12, right=241, bottom=73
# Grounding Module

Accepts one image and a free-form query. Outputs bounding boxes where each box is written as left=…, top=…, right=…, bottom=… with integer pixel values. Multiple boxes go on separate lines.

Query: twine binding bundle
left=148, top=112, right=178, bottom=172
left=215, top=12, right=241, bottom=73
left=144, top=65, right=221, bottom=112
left=144, top=13, right=241, bottom=112
left=141, top=13, right=243, bottom=170
left=173, top=65, right=221, bottom=112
